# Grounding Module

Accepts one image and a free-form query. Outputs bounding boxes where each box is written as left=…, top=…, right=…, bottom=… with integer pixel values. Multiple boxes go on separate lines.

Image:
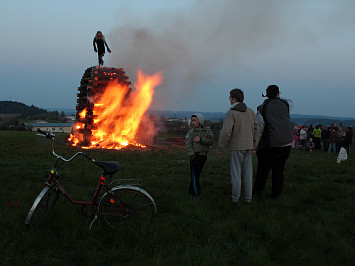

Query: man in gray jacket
left=217, top=89, right=259, bottom=203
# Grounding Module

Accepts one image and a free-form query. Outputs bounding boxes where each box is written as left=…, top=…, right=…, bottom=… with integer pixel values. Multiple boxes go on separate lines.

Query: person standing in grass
left=312, top=125, right=322, bottom=150
left=345, top=127, right=353, bottom=154
left=321, top=125, right=330, bottom=152
left=217, top=89, right=259, bottom=204
left=299, top=126, right=307, bottom=148
left=185, top=113, right=214, bottom=198
left=328, top=128, right=340, bottom=154
left=292, top=126, right=300, bottom=149
left=253, top=85, right=293, bottom=199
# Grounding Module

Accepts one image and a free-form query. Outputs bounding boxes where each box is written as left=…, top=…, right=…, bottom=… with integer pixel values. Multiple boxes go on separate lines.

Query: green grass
left=0, top=131, right=354, bottom=265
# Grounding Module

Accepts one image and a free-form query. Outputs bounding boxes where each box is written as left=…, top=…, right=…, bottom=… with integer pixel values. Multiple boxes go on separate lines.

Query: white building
left=25, top=122, right=74, bottom=133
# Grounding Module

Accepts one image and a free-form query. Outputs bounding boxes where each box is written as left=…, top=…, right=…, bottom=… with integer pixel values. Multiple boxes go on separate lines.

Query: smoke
left=107, top=0, right=352, bottom=111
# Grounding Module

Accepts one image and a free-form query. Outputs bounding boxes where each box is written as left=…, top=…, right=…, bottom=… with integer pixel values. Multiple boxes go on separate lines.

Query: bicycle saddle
left=95, top=161, right=120, bottom=175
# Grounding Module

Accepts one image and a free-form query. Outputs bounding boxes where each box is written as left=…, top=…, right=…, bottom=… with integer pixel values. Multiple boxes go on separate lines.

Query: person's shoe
left=192, top=194, right=202, bottom=199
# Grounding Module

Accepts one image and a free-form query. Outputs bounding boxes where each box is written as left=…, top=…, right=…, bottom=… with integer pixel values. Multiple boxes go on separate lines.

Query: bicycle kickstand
left=89, top=215, right=98, bottom=230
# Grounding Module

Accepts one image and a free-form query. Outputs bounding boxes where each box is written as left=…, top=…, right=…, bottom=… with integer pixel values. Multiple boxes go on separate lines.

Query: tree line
left=0, top=101, right=67, bottom=130
left=0, top=100, right=67, bottom=120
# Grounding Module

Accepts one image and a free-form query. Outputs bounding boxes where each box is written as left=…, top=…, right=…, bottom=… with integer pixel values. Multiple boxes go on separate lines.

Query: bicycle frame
left=47, top=147, right=129, bottom=218
left=47, top=168, right=110, bottom=211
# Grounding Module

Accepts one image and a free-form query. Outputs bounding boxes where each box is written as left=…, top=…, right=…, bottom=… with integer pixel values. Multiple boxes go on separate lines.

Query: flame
left=69, top=70, right=162, bottom=149
left=79, top=108, right=87, bottom=119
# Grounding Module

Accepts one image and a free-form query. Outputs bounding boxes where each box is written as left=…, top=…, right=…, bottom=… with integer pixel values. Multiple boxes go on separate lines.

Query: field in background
left=0, top=131, right=354, bottom=265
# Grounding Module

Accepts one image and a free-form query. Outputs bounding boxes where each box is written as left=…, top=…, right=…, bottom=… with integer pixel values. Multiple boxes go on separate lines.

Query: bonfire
left=67, top=66, right=162, bottom=150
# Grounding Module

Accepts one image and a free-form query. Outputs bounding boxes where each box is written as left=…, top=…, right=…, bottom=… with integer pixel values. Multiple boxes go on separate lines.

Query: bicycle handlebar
left=37, top=129, right=55, bottom=139
left=53, top=151, right=96, bottom=163
left=81, top=152, right=95, bottom=161
left=36, top=129, right=96, bottom=163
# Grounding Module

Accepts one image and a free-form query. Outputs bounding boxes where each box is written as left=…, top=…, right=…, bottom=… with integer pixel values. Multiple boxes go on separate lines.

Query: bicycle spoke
left=98, top=187, right=156, bottom=230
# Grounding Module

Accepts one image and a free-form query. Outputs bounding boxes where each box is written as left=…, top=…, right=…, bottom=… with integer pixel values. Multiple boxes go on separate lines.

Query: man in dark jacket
left=253, top=85, right=293, bottom=198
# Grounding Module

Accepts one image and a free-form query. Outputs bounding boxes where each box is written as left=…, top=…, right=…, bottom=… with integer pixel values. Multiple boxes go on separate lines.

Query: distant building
left=163, top=117, right=188, bottom=133
left=24, top=122, right=74, bottom=133
left=66, top=115, right=76, bottom=122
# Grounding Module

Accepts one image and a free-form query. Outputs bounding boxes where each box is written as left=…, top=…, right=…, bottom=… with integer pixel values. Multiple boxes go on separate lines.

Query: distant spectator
left=345, top=127, right=353, bottom=154
left=299, top=126, right=307, bottom=148
left=321, top=126, right=330, bottom=152
left=339, top=132, right=347, bottom=149
left=312, top=125, right=322, bottom=150
left=292, top=126, right=300, bottom=149
left=307, top=124, right=314, bottom=140
left=336, top=127, right=344, bottom=152
left=328, top=128, right=340, bottom=154
left=306, top=138, right=315, bottom=152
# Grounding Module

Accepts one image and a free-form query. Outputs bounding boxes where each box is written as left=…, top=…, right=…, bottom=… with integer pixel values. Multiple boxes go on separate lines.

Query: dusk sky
left=1, top=0, right=354, bottom=118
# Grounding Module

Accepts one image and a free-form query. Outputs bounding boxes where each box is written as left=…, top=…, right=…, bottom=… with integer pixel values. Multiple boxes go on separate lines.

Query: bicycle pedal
left=89, top=215, right=98, bottom=230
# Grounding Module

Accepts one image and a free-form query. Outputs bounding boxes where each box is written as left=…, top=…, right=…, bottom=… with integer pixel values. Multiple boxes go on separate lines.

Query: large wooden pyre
left=74, top=66, right=132, bottom=146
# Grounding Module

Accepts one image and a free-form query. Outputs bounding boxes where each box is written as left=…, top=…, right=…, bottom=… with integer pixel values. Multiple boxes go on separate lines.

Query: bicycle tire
left=98, top=186, right=157, bottom=230
left=25, top=185, right=60, bottom=230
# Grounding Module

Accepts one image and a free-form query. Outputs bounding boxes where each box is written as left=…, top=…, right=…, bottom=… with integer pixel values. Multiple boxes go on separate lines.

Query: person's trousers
left=323, top=140, right=329, bottom=152
left=98, top=53, right=105, bottom=66
left=328, top=142, right=337, bottom=153
left=253, top=146, right=291, bottom=198
left=230, top=150, right=253, bottom=203
left=189, top=155, right=207, bottom=196
left=314, top=137, right=321, bottom=149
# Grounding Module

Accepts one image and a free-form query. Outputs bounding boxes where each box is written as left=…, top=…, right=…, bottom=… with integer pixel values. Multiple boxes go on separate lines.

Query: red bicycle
left=25, top=129, right=157, bottom=230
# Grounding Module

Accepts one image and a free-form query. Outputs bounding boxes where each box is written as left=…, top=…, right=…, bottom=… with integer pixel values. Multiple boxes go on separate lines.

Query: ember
left=67, top=66, right=162, bottom=149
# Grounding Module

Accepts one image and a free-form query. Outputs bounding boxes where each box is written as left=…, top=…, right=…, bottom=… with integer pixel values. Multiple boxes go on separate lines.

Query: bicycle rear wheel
left=25, top=185, right=60, bottom=230
left=98, top=186, right=157, bottom=230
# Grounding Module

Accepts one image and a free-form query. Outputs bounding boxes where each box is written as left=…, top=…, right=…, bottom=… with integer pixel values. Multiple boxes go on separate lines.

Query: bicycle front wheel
left=25, top=185, right=60, bottom=230
left=98, top=186, right=157, bottom=230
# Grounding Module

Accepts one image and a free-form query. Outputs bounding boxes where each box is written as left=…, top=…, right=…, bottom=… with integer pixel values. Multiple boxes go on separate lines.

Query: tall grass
left=0, top=131, right=354, bottom=265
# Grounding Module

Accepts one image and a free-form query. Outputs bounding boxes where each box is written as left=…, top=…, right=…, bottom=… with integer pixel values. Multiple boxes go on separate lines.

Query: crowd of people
left=292, top=124, right=353, bottom=154
left=186, top=85, right=294, bottom=203
left=185, top=84, right=353, bottom=204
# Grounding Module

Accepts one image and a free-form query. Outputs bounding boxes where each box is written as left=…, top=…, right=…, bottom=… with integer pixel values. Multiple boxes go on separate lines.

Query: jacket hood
left=192, top=113, right=205, bottom=126
left=230, top=102, right=247, bottom=112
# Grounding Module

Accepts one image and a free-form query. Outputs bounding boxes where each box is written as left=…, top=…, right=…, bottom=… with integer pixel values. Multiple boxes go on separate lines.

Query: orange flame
left=79, top=108, right=87, bottom=119
left=69, top=70, right=162, bottom=149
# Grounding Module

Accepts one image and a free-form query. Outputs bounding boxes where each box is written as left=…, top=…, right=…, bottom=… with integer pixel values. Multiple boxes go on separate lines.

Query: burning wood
left=67, top=66, right=162, bottom=149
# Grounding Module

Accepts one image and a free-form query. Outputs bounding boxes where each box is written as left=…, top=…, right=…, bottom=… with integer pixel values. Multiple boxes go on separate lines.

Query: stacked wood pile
left=74, top=66, right=132, bottom=145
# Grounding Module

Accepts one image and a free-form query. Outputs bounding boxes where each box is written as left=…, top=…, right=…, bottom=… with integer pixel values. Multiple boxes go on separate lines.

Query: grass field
left=0, top=131, right=354, bottom=265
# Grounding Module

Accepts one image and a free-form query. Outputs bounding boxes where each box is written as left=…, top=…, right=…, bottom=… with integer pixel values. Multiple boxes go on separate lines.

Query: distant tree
left=60, top=111, right=67, bottom=122
left=47, top=111, right=60, bottom=121
left=0, top=100, right=48, bottom=118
